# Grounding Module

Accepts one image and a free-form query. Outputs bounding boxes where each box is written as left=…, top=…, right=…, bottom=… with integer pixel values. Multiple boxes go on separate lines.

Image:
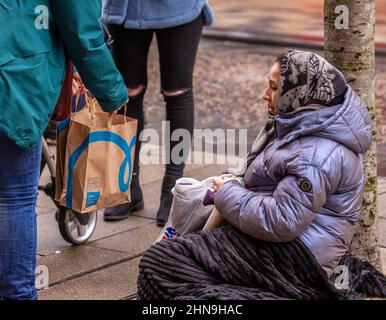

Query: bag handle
left=107, top=102, right=128, bottom=128
left=72, top=89, right=92, bottom=114
left=123, top=103, right=127, bottom=124
left=107, top=113, right=113, bottom=128
left=73, top=89, right=129, bottom=128
left=85, top=91, right=94, bottom=111
left=74, top=91, right=81, bottom=112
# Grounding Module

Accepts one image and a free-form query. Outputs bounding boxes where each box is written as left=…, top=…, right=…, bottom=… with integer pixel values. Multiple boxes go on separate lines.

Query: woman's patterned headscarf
left=276, top=50, right=348, bottom=115
left=228, top=50, right=348, bottom=178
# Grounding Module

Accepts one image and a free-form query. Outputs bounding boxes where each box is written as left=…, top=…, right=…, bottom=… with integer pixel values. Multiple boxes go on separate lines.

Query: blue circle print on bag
left=65, top=131, right=137, bottom=209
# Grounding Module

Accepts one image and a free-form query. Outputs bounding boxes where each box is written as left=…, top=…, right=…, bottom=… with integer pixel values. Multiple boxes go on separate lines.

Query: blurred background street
left=207, top=0, right=386, bottom=49
left=36, top=1, right=386, bottom=299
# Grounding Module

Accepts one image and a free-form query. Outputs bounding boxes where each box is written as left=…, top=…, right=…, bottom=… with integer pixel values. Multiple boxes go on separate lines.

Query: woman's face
left=262, top=62, right=280, bottom=116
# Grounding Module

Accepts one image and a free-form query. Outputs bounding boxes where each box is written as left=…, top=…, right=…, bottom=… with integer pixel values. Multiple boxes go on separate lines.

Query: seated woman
left=137, top=50, right=386, bottom=300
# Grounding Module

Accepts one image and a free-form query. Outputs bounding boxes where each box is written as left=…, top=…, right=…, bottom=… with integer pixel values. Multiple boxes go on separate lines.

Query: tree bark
left=324, top=0, right=381, bottom=270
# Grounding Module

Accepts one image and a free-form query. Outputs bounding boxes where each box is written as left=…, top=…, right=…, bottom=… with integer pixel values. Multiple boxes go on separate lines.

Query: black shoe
left=104, top=172, right=144, bottom=221
left=156, top=175, right=180, bottom=227
left=103, top=200, right=144, bottom=221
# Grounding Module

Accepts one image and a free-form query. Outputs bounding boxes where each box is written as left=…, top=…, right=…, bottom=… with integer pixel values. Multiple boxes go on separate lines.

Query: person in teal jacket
left=0, top=0, right=128, bottom=300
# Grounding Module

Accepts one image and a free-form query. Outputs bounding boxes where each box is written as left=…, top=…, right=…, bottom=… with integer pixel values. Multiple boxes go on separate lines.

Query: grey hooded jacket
left=214, top=87, right=372, bottom=277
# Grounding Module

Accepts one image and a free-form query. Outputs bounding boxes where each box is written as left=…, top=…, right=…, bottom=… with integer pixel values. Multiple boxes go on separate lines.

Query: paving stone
left=139, top=146, right=225, bottom=185
left=37, top=210, right=153, bottom=256
left=134, top=182, right=161, bottom=221
left=37, top=245, right=129, bottom=285
left=37, top=191, right=58, bottom=212
left=87, top=223, right=161, bottom=255
left=38, top=258, right=140, bottom=300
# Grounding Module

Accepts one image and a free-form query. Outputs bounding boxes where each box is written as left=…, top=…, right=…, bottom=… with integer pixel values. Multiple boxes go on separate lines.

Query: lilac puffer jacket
left=214, top=87, right=372, bottom=277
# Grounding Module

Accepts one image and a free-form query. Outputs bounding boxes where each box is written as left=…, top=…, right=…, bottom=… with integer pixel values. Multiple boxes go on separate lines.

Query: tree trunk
left=324, top=0, right=381, bottom=270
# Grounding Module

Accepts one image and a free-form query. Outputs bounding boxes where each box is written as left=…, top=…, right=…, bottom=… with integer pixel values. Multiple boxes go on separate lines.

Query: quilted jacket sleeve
left=214, top=164, right=332, bottom=242
left=51, top=0, right=128, bottom=112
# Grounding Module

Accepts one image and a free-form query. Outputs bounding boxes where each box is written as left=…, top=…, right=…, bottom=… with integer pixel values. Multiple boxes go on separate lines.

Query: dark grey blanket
left=137, top=224, right=386, bottom=300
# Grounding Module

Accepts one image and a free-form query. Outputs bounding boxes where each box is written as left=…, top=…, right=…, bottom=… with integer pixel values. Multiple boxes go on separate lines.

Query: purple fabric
left=202, top=188, right=215, bottom=206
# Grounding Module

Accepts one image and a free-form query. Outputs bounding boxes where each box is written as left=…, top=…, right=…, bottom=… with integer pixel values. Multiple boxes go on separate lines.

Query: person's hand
left=72, top=72, right=85, bottom=96
left=212, top=174, right=237, bottom=192
left=220, top=173, right=236, bottom=180
left=71, top=78, right=79, bottom=96
left=212, top=177, right=226, bottom=192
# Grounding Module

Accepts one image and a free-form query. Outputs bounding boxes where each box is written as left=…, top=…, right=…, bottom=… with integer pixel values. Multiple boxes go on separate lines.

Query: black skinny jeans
left=108, top=13, right=204, bottom=178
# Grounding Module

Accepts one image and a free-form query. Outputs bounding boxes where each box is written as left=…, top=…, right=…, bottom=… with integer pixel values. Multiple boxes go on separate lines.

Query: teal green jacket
left=0, top=0, right=128, bottom=150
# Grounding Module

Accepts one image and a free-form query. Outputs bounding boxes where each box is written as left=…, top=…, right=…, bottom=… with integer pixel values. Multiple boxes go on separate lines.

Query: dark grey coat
left=214, top=87, right=372, bottom=276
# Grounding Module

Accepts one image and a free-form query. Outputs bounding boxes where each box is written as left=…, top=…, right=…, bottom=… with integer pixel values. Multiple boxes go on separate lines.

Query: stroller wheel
left=58, top=207, right=97, bottom=245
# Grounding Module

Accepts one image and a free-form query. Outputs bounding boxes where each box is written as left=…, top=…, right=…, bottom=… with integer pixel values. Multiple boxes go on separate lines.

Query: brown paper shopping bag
left=54, top=117, right=70, bottom=203
left=56, top=98, right=137, bottom=213
left=55, top=91, right=93, bottom=203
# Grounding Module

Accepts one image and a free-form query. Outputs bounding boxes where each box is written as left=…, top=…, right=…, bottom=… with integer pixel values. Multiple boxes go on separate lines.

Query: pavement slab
left=37, top=209, right=154, bottom=256
left=38, top=258, right=141, bottom=300
left=36, top=245, right=129, bottom=285
left=87, top=223, right=161, bottom=255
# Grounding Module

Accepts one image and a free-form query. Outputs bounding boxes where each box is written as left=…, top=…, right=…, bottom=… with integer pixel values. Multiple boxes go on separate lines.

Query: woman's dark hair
left=275, top=52, right=286, bottom=65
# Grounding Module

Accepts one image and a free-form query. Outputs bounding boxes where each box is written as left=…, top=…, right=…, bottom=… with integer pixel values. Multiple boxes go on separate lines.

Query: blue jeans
left=0, top=133, right=41, bottom=300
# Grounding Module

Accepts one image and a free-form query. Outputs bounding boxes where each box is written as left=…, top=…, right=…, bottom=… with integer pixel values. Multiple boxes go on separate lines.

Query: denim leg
left=0, top=133, right=41, bottom=300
